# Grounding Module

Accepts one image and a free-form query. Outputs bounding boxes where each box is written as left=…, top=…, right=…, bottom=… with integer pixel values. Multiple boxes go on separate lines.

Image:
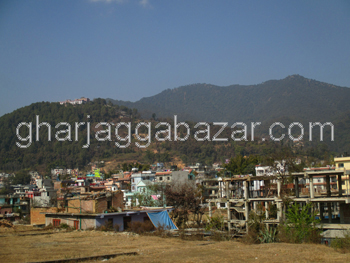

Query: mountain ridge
left=107, top=75, right=350, bottom=124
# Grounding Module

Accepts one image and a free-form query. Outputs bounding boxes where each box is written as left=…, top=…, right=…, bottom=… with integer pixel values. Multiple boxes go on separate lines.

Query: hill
left=107, top=75, right=350, bottom=153
left=0, top=99, right=141, bottom=172
left=1, top=99, right=333, bottom=173
left=107, top=74, right=350, bottom=124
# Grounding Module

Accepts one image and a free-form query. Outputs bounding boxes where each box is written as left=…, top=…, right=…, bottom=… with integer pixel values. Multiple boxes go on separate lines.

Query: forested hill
left=0, top=99, right=140, bottom=172
left=0, top=99, right=336, bottom=173
left=107, top=75, right=350, bottom=124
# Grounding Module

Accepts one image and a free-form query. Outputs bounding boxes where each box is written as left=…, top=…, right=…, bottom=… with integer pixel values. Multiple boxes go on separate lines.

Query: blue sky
left=1, top=0, right=350, bottom=116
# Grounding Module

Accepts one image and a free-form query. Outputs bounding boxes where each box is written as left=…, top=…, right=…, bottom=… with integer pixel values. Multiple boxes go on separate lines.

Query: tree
left=224, top=154, right=259, bottom=176
left=152, top=113, right=156, bottom=120
left=164, top=182, right=204, bottom=227
left=11, top=170, right=31, bottom=185
left=0, top=177, right=11, bottom=194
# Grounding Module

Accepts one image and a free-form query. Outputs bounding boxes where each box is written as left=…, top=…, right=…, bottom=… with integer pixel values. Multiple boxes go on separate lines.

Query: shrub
left=331, top=231, right=350, bottom=253
left=241, top=206, right=266, bottom=244
left=153, top=224, right=173, bottom=238
left=128, top=221, right=154, bottom=234
left=258, top=226, right=277, bottom=243
left=278, top=202, right=321, bottom=243
left=96, top=221, right=120, bottom=232
left=241, top=227, right=260, bottom=244
left=59, top=223, right=73, bottom=231
left=205, top=215, right=224, bottom=231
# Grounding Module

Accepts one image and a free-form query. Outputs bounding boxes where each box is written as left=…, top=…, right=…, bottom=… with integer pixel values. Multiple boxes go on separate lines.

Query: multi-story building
left=334, top=155, right=350, bottom=195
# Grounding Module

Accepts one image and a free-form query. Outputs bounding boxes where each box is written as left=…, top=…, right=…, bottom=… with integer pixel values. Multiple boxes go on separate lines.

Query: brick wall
left=30, top=207, right=58, bottom=225
left=67, top=199, right=94, bottom=213
left=95, top=198, right=107, bottom=213
left=112, top=191, right=124, bottom=209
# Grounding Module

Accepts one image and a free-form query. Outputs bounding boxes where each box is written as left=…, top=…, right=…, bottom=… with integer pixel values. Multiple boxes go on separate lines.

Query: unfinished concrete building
left=207, top=168, right=350, bottom=234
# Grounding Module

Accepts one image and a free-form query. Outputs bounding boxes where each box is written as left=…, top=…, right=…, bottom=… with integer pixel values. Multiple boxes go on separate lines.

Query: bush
left=59, top=223, right=69, bottom=229
left=127, top=221, right=154, bottom=234
left=331, top=231, right=350, bottom=253
left=96, top=221, right=120, bottom=232
left=258, top=226, right=277, bottom=243
left=241, top=207, right=266, bottom=244
left=153, top=224, right=173, bottom=238
left=278, top=202, right=321, bottom=243
left=205, top=215, right=224, bottom=231
left=59, top=223, right=74, bottom=231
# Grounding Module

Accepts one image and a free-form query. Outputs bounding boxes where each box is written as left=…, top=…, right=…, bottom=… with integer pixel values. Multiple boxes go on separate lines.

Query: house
left=0, top=195, right=30, bottom=219
left=44, top=208, right=174, bottom=231
left=255, top=165, right=275, bottom=176
left=136, top=180, right=152, bottom=194
left=30, top=179, right=57, bottom=207
left=155, top=171, right=193, bottom=185
left=155, top=171, right=172, bottom=184
left=58, top=191, right=124, bottom=214
left=104, top=178, right=119, bottom=192
left=131, top=171, right=156, bottom=192
left=131, top=173, right=143, bottom=192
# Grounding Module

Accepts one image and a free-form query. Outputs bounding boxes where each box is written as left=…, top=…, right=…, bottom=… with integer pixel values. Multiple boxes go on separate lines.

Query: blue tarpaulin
left=147, top=210, right=178, bottom=230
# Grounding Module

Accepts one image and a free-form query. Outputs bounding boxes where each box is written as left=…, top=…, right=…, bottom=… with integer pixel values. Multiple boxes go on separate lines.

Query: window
left=167, top=177, right=170, bottom=181
left=339, top=163, right=344, bottom=168
left=53, top=219, right=61, bottom=227
left=159, top=177, right=163, bottom=181
left=74, top=220, right=79, bottom=230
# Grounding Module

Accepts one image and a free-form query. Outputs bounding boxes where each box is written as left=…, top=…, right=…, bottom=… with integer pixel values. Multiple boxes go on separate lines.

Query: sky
left=1, top=0, right=350, bottom=116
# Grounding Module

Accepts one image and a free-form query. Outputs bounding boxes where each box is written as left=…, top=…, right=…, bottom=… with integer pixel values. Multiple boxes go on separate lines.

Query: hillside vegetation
left=0, top=99, right=334, bottom=173
left=107, top=75, right=349, bottom=153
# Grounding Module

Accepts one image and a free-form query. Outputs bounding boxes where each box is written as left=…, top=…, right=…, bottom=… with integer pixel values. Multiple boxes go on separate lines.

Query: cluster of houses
left=1, top=156, right=350, bottom=242
left=0, top=171, right=56, bottom=221
left=0, top=163, right=201, bottom=230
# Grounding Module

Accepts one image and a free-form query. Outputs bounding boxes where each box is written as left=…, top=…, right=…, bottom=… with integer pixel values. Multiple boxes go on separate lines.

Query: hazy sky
left=1, top=0, right=350, bottom=116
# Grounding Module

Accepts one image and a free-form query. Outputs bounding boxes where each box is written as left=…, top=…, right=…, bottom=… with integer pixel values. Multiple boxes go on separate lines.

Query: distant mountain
left=107, top=75, right=350, bottom=124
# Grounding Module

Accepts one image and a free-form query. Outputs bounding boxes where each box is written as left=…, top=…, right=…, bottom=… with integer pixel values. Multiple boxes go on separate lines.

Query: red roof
left=155, top=171, right=172, bottom=175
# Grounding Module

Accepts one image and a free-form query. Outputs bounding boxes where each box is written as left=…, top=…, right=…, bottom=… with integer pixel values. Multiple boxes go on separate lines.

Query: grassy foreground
left=0, top=226, right=349, bottom=263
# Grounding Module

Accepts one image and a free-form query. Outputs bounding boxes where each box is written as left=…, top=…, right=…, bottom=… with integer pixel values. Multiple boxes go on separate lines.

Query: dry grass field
left=1, top=226, right=350, bottom=263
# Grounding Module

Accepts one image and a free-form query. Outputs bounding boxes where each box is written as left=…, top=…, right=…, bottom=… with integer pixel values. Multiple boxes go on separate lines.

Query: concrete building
left=334, top=155, right=350, bottom=195
left=207, top=168, right=350, bottom=235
